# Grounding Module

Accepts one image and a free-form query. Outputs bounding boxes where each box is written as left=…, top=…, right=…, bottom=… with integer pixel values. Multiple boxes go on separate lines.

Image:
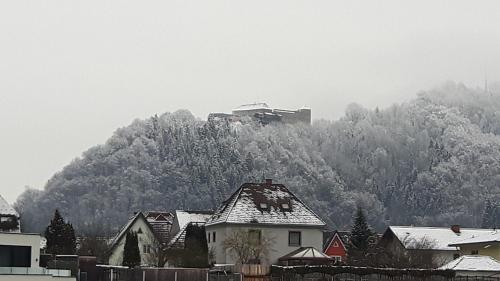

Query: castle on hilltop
left=208, top=103, right=311, bottom=125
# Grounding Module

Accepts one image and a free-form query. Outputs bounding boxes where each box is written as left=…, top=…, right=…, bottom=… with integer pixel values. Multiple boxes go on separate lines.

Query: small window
left=334, top=256, right=342, bottom=263
left=282, top=203, right=290, bottom=210
left=143, top=244, right=150, bottom=254
left=453, top=254, right=460, bottom=259
left=249, top=229, right=261, bottom=245
left=333, top=241, right=339, bottom=247
left=289, top=231, right=301, bottom=247
left=259, top=203, right=268, bottom=209
left=207, top=233, right=210, bottom=243
left=212, top=232, right=216, bottom=243
left=471, top=250, right=479, bottom=255
left=137, top=228, right=143, bottom=234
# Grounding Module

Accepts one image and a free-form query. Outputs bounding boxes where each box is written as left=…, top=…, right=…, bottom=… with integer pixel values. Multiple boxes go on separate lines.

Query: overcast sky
left=1, top=0, right=500, bottom=203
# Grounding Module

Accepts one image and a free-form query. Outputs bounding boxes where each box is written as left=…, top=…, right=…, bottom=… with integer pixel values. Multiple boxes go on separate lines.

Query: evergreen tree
left=182, top=224, right=209, bottom=267
left=350, top=207, right=374, bottom=251
left=45, top=209, right=76, bottom=255
left=122, top=231, right=141, bottom=268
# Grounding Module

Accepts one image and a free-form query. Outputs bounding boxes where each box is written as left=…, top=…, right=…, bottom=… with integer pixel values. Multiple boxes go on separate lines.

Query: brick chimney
left=265, top=179, right=273, bottom=186
left=451, top=225, right=461, bottom=234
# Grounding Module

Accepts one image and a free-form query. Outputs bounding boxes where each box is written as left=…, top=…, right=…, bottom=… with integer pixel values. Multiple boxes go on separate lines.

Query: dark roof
left=145, top=211, right=174, bottom=244
left=206, top=181, right=325, bottom=227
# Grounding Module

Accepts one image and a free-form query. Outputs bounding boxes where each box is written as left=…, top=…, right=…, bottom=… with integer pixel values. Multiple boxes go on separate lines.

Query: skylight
left=259, top=203, right=268, bottom=209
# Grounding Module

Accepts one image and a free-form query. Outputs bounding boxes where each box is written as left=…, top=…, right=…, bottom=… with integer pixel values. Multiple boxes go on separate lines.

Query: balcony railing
left=0, top=267, right=71, bottom=277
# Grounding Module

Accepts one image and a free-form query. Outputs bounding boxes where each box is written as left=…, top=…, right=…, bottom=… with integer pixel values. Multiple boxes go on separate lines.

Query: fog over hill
left=15, top=82, right=500, bottom=234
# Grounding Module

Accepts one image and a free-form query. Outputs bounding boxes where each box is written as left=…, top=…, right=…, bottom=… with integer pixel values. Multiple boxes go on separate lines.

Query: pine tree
left=122, top=231, right=141, bottom=268
left=45, top=209, right=76, bottom=255
left=350, top=207, right=374, bottom=252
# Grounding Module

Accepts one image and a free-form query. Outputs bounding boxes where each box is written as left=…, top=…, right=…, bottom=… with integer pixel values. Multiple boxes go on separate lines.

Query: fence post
left=175, top=271, right=177, bottom=281
left=110, top=269, right=114, bottom=281
left=143, top=270, right=146, bottom=281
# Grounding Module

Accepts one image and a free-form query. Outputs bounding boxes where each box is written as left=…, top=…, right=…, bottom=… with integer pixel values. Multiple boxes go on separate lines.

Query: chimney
left=451, top=225, right=461, bottom=234
left=265, top=179, right=272, bottom=186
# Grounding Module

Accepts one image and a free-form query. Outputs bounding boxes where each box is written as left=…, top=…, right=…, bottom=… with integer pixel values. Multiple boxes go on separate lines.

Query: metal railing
left=0, top=266, right=72, bottom=277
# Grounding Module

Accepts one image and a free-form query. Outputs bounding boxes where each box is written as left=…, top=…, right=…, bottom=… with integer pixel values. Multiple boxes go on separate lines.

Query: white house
left=108, top=212, right=172, bottom=267
left=0, top=232, right=74, bottom=281
left=205, top=180, right=326, bottom=266
left=0, top=195, right=20, bottom=233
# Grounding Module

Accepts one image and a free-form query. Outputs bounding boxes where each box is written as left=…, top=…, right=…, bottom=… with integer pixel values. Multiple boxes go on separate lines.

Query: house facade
left=168, top=210, right=213, bottom=249
left=108, top=212, right=171, bottom=267
left=449, top=231, right=500, bottom=260
left=0, top=232, right=74, bottom=281
left=205, top=180, right=326, bottom=266
left=323, top=231, right=347, bottom=263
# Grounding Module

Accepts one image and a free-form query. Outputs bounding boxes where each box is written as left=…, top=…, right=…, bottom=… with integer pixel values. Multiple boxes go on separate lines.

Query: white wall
left=0, top=232, right=41, bottom=268
left=108, top=218, right=156, bottom=266
left=206, top=224, right=323, bottom=265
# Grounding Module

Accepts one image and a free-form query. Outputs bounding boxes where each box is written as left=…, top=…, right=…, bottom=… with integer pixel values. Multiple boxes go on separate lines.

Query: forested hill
left=15, top=82, right=500, bottom=234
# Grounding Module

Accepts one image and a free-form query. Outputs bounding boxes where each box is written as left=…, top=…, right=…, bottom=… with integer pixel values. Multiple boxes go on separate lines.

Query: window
left=471, top=250, right=479, bottom=255
left=212, top=232, right=216, bottom=243
left=249, top=229, right=261, bottom=245
left=288, top=231, right=301, bottom=247
left=333, top=256, right=342, bottom=263
left=333, top=241, right=339, bottom=247
left=143, top=244, right=151, bottom=254
left=453, top=254, right=460, bottom=259
left=259, top=203, right=268, bottom=209
left=0, top=245, right=31, bottom=267
left=281, top=203, right=290, bottom=210
left=137, top=228, right=143, bottom=234
left=207, top=233, right=210, bottom=243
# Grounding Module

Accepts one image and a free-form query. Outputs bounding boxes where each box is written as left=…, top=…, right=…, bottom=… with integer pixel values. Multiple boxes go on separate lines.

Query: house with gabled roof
left=0, top=194, right=20, bottom=232
left=323, top=231, right=348, bottom=263
left=379, top=225, right=498, bottom=266
left=205, top=179, right=326, bottom=266
left=108, top=211, right=173, bottom=267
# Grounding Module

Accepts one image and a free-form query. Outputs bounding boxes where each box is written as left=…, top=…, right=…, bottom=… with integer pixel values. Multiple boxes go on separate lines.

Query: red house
left=323, top=231, right=348, bottom=263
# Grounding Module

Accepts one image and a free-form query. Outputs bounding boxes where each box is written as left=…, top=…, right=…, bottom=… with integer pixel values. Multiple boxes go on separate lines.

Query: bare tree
left=222, top=229, right=274, bottom=265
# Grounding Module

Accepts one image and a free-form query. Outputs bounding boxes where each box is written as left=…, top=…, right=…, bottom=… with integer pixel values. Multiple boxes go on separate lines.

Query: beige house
left=379, top=225, right=498, bottom=267
left=449, top=231, right=500, bottom=260
left=205, top=180, right=326, bottom=266
left=107, top=212, right=173, bottom=267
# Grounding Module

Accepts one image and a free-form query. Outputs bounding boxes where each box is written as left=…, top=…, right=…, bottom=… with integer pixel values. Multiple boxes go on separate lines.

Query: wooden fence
left=96, top=266, right=210, bottom=281
left=269, top=266, right=500, bottom=281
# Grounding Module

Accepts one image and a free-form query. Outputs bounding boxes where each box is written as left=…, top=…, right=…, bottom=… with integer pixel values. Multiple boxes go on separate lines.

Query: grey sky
left=1, top=0, right=500, bottom=203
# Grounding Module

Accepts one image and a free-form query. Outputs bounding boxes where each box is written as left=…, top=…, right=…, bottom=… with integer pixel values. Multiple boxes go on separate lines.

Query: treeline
left=15, top=82, right=500, bottom=234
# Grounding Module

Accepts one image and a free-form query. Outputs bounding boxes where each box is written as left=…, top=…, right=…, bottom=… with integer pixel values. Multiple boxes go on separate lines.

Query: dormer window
left=259, top=203, right=268, bottom=209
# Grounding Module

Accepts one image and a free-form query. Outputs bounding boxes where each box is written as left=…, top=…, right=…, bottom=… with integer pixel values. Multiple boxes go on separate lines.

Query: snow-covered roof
left=389, top=226, right=496, bottom=251
left=233, top=103, right=270, bottom=111
left=168, top=210, right=213, bottom=248
left=0, top=195, right=18, bottom=217
left=449, top=230, right=500, bottom=246
left=108, top=212, right=154, bottom=250
left=175, top=210, right=212, bottom=231
left=439, top=255, right=500, bottom=272
left=279, top=247, right=332, bottom=261
left=206, top=182, right=326, bottom=227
